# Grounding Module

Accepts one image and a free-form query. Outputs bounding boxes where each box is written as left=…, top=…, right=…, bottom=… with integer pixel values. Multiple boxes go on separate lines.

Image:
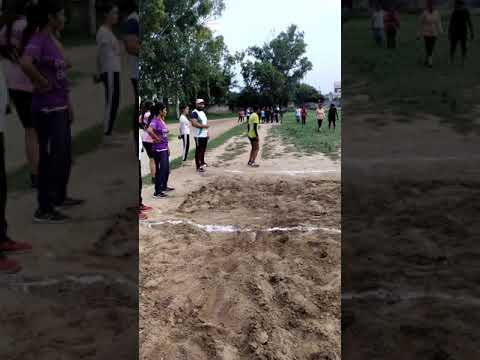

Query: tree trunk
left=88, top=0, right=96, bottom=36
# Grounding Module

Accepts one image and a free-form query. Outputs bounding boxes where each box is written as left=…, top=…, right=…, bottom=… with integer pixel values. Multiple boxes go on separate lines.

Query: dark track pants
left=101, top=72, right=120, bottom=136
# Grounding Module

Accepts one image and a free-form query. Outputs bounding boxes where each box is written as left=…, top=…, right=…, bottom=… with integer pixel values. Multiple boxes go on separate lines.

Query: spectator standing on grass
left=418, top=0, right=443, bottom=68
left=147, top=103, right=174, bottom=198
left=295, top=106, right=301, bottom=124
left=274, top=105, right=280, bottom=123
left=191, top=99, right=210, bottom=173
left=95, top=2, right=121, bottom=140
left=246, top=107, right=250, bottom=122
left=178, top=104, right=191, bottom=162
left=328, top=103, right=339, bottom=130
left=384, top=6, right=400, bottom=49
left=0, top=56, right=33, bottom=273
left=0, top=0, right=39, bottom=189
left=247, top=105, right=260, bottom=168
left=371, top=4, right=385, bottom=47
left=21, top=0, right=84, bottom=224
left=260, top=108, right=266, bottom=123
left=316, top=102, right=324, bottom=132
left=449, top=0, right=474, bottom=66
left=301, top=105, right=307, bottom=126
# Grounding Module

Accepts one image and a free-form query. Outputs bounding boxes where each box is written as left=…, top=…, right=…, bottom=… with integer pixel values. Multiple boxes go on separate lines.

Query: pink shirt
left=0, top=18, right=34, bottom=92
left=140, top=112, right=153, bottom=143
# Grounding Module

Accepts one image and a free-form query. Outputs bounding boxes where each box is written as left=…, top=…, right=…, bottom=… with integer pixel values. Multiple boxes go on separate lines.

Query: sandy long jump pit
left=140, top=176, right=341, bottom=359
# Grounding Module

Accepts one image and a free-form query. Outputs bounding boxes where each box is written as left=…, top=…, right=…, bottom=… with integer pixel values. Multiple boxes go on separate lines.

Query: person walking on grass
left=260, top=108, right=266, bottom=123
left=0, top=58, right=33, bottom=273
left=178, top=104, right=191, bottom=162
left=0, top=0, right=39, bottom=188
left=191, top=99, right=210, bottom=173
left=301, top=105, right=307, bottom=126
left=372, top=4, right=385, bottom=47
left=449, top=0, right=474, bottom=66
left=95, top=2, right=121, bottom=141
left=418, top=0, right=443, bottom=68
left=146, top=103, right=174, bottom=199
left=247, top=105, right=260, bottom=168
left=328, top=103, right=339, bottom=130
left=21, top=0, right=84, bottom=224
left=316, top=102, right=324, bottom=132
left=295, top=106, right=301, bottom=124
left=384, top=6, right=400, bottom=49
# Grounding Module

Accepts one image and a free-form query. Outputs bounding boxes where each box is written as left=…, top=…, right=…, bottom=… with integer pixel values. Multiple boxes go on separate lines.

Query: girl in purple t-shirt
left=146, top=103, right=174, bottom=198
left=20, top=0, right=83, bottom=223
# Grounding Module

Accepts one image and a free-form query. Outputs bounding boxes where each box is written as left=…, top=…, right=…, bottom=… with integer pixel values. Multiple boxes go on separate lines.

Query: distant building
left=334, top=81, right=341, bottom=99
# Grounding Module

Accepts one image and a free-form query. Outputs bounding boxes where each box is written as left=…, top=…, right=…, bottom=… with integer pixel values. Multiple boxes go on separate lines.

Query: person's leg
left=181, top=135, right=187, bottom=161
left=450, top=37, right=457, bottom=64
left=200, top=137, right=208, bottom=166
left=159, top=151, right=170, bottom=190
left=34, top=112, right=54, bottom=212
left=253, top=140, right=260, bottom=163
left=9, top=90, right=39, bottom=183
left=131, top=78, right=139, bottom=155
left=194, top=137, right=201, bottom=170
left=49, top=110, right=72, bottom=205
left=0, top=133, right=7, bottom=241
left=461, top=36, right=467, bottom=65
left=153, top=152, right=163, bottom=194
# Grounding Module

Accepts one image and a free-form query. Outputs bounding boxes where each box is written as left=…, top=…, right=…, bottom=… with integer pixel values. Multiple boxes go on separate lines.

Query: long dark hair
left=35, top=0, right=65, bottom=29
left=147, top=102, right=166, bottom=126
left=0, top=0, right=37, bottom=61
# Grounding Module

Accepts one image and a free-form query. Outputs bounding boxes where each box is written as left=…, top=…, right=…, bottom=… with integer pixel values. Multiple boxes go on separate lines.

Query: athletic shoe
left=56, top=197, right=85, bottom=208
left=197, top=168, right=205, bottom=173
left=33, top=209, right=70, bottom=224
left=249, top=162, right=260, bottom=168
left=0, top=256, right=21, bottom=273
left=163, top=187, right=175, bottom=192
left=139, top=204, right=153, bottom=212
left=202, top=163, right=209, bottom=167
left=0, top=240, right=32, bottom=254
left=153, top=192, right=168, bottom=199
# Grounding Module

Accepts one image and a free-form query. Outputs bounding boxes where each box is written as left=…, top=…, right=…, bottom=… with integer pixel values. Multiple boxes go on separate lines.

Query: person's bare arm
left=191, top=118, right=209, bottom=129
left=124, top=34, right=139, bottom=56
left=19, top=55, right=49, bottom=90
left=147, top=127, right=160, bottom=142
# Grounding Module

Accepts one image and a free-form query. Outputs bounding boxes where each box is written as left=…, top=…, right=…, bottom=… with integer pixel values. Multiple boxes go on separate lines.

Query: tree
left=238, top=25, right=312, bottom=106
left=294, top=83, right=321, bottom=104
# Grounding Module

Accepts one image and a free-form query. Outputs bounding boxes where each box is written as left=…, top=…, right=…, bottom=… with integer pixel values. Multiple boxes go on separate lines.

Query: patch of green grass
left=7, top=106, right=134, bottom=193
left=343, top=13, right=480, bottom=134
left=271, top=112, right=341, bottom=159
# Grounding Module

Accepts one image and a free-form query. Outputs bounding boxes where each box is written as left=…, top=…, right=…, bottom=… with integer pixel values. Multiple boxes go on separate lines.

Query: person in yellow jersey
left=247, top=105, right=260, bottom=167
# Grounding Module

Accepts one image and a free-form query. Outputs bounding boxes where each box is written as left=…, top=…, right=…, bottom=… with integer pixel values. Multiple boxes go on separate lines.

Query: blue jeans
left=373, top=28, right=384, bottom=46
left=153, top=150, right=169, bottom=194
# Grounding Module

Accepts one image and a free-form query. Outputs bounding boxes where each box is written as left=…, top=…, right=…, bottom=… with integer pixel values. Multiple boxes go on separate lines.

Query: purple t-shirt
left=23, top=32, right=69, bottom=112
left=149, top=117, right=169, bottom=152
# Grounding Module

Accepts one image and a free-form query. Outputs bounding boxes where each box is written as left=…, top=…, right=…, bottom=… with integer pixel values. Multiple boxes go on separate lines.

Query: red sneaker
left=0, top=240, right=33, bottom=253
left=139, top=204, right=153, bottom=212
left=139, top=211, right=148, bottom=220
left=0, top=256, right=21, bottom=273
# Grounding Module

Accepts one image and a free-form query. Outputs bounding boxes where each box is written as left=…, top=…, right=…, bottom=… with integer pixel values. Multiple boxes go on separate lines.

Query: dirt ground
left=140, top=125, right=341, bottom=359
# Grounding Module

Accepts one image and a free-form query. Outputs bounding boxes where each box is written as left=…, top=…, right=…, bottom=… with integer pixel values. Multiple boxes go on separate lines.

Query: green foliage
left=294, top=83, right=322, bottom=104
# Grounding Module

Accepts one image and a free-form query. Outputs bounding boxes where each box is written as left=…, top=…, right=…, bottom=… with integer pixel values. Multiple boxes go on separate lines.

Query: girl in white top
left=178, top=104, right=191, bottom=162
left=95, top=3, right=121, bottom=137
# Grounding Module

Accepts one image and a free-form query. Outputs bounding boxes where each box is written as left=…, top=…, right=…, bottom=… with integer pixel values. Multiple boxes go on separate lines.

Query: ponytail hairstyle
left=147, top=102, right=166, bottom=126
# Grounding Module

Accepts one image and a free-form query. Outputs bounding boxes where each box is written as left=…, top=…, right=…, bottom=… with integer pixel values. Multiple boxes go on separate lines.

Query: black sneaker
left=56, top=197, right=85, bottom=208
left=153, top=192, right=168, bottom=199
left=33, top=209, right=70, bottom=224
left=163, top=187, right=175, bottom=192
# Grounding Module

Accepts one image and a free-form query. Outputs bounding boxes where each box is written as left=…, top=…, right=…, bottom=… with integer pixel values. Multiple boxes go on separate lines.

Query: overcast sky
left=208, top=0, right=341, bottom=94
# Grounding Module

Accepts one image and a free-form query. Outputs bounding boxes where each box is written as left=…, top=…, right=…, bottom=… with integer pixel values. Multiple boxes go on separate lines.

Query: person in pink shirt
left=418, top=0, right=443, bottom=68
left=0, top=0, right=39, bottom=188
left=139, top=101, right=156, bottom=182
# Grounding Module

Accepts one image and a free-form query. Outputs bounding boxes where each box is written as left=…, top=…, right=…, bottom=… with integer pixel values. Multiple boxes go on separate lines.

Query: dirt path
left=140, top=117, right=238, bottom=177
left=140, top=125, right=341, bottom=359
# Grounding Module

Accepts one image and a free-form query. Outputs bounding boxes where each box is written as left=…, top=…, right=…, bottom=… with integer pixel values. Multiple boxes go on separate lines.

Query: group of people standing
left=138, top=99, right=210, bottom=218
left=372, top=0, right=474, bottom=67
left=0, top=0, right=139, bottom=273
left=238, top=106, right=282, bottom=124
left=297, top=103, right=339, bottom=131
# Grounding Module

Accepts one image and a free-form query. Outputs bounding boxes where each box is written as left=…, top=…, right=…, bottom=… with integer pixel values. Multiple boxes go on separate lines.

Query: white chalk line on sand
left=142, top=219, right=341, bottom=235
left=343, top=289, right=480, bottom=307
left=1, top=274, right=137, bottom=292
left=224, top=169, right=339, bottom=176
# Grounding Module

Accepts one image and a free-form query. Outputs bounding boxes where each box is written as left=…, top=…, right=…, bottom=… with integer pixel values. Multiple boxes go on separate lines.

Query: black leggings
left=194, top=137, right=208, bottom=170
left=153, top=151, right=169, bottom=194
left=329, top=118, right=336, bottom=129
left=181, top=134, right=190, bottom=161
left=424, top=36, right=437, bottom=58
left=101, top=72, right=120, bottom=136
left=450, top=36, right=467, bottom=59
left=8, top=90, right=33, bottom=128
left=0, top=134, right=7, bottom=242
left=34, top=110, right=72, bottom=211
